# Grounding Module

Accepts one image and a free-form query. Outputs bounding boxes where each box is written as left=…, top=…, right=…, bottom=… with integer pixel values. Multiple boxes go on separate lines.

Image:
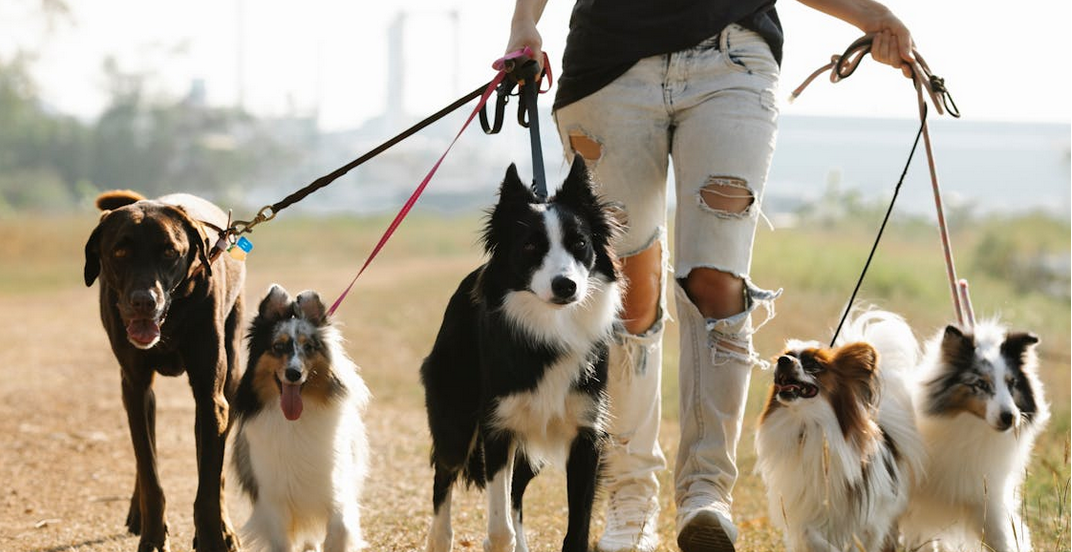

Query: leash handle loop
left=793, top=35, right=974, bottom=339
left=481, top=48, right=553, bottom=200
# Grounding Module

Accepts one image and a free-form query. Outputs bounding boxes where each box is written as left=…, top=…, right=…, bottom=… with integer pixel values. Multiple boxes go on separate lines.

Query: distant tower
left=449, top=10, right=460, bottom=97
left=386, top=12, right=406, bottom=130
left=235, top=0, right=246, bottom=111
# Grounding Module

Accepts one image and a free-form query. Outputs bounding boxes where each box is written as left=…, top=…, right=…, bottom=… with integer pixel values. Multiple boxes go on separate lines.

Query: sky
left=2, top=0, right=1070, bottom=131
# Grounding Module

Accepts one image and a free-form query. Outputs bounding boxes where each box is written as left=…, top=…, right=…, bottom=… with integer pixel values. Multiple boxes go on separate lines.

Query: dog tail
left=96, top=190, right=146, bottom=211
left=461, top=434, right=487, bottom=489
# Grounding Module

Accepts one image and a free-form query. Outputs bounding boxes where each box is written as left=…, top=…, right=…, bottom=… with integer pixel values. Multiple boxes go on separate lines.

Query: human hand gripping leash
left=481, top=46, right=553, bottom=200
left=789, top=35, right=972, bottom=344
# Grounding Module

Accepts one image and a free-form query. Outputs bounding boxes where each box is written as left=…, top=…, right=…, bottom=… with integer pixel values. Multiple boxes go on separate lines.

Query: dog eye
left=303, top=342, right=315, bottom=354
left=522, top=241, right=538, bottom=254
left=802, top=358, right=822, bottom=373
left=162, top=248, right=178, bottom=260
left=272, top=342, right=289, bottom=355
left=572, top=239, right=588, bottom=250
left=113, top=248, right=129, bottom=259
left=970, top=380, right=992, bottom=394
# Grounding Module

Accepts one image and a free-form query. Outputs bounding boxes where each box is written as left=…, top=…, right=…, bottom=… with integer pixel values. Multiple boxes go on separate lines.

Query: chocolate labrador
left=84, top=190, right=244, bottom=552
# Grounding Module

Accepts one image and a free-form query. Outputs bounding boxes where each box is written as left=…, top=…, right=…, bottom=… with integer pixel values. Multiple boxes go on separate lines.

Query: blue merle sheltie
left=902, top=320, right=1049, bottom=552
left=420, top=158, right=622, bottom=552
left=231, top=285, right=370, bottom=551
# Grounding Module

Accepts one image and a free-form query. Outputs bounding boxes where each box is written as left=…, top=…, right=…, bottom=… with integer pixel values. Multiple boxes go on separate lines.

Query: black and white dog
left=421, top=158, right=622, bottom=552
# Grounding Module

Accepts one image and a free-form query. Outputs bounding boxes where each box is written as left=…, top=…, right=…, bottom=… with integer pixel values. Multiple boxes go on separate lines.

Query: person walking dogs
left=504, top=0, right=916, bottom=551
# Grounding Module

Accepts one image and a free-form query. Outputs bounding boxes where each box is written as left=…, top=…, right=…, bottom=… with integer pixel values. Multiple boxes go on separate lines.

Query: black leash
left=791, top=35, right=962, bottom=346
left=829, top=110, right=926, bottom=346
left=479, top=54, right=551, bottom=201
left=225, top=80, right=495, bottom=237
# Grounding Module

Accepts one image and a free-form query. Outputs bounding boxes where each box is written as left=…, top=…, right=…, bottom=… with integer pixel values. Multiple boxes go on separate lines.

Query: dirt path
left=1, top=260, right=768, bottom=552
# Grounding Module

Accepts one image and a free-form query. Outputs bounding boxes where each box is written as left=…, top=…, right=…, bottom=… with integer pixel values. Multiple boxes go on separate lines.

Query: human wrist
left=851, top=0, right=894, bottom=33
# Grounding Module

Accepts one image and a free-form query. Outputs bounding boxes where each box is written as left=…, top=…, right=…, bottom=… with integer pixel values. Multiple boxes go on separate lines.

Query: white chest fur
left=242, top=400, right=367, bottom=529
left=490, top=279, right=620, bottom=468
left=491, top=354, right=604, bottom=468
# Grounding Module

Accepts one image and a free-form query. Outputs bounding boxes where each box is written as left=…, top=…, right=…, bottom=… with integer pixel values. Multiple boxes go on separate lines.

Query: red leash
left=326, top=70, right=507, bottom=316
left=327, top=48, right=550, bottom=316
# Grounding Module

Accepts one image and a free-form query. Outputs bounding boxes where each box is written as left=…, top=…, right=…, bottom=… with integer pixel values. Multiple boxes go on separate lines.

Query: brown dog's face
left=84, top=202, right=208, bottom=349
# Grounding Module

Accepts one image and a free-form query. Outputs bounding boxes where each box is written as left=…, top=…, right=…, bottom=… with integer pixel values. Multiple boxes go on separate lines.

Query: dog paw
left=137, top=535, right=170, bottom=552
left=483, top=535, right=516, bottom=552
left=222, top=523, right=241, bottom=552
left=192, top=522, right=242, bottom=552
left=125, top=507, right=142, bottom=536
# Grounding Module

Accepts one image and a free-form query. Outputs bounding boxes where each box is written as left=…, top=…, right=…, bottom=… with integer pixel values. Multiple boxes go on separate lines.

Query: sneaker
left=596, top=482, right=659, bottom=552
left=676, top=508, right=736, bottom=552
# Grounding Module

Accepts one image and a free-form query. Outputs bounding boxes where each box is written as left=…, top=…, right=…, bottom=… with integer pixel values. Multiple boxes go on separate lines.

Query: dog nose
left=998, top=410, right=1015, bottom=429
left=775, top=355, right=799, bottom=373
left=551, top=276, right=577, bottom=300
left=284, top=368, right=302, bottom=383
left=130, top=289, right=157, bottom=314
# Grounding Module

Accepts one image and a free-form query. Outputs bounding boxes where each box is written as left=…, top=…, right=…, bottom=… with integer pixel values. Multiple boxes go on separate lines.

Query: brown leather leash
left=790, top=35, right=976, bottom=344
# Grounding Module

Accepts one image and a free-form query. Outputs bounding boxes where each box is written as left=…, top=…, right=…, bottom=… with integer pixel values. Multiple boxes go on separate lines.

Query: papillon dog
left=231, top=285, right=370, bottom=551
left=901, top=320, right=1049, bottom=552
left=756, top=310, right=925, bottom=552
left=420, top=158, right=621, bottom=552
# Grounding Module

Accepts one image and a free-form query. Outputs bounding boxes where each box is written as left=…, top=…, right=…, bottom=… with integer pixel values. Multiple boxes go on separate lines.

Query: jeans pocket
left=721, top=27, right=778, bottom=79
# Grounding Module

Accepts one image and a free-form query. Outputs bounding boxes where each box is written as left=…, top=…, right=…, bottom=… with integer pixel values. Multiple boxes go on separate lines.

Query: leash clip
left=232, top=205, right=276, bottom=236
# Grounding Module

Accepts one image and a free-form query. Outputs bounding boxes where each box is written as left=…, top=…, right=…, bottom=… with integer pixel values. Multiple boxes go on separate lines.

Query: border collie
left=755, top=310, right=925, bottom=552
left=421, top=158, right=621, bottom=552
left=232, top=285, right=370, bottom=552
left=902, top=320, right=1049, bottom=552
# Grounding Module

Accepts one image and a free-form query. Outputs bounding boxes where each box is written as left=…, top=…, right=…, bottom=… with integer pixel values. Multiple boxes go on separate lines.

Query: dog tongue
left=280, top=382, right=303, bottom=421
left=126, top=319, right=161, bottom=345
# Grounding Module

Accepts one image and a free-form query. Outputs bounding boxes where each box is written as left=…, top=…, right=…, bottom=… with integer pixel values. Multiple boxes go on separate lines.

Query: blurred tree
left=0, top=49, right=299, bottom=212
left=0, top=54, right=86, bottom=212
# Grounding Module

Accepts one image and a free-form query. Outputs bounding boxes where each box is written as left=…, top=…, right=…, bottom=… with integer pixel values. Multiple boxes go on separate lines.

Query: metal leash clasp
left=232, top=204, right=276, bottom=236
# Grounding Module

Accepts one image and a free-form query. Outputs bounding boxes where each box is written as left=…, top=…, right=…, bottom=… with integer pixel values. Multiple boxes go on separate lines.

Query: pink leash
left=792, top=36, right=973, bottom=329
left=327, top=49, right=548, bottom=316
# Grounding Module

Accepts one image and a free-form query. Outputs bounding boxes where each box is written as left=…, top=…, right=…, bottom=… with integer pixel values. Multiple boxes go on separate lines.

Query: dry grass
left=0, top=211, right=1066, bottom=552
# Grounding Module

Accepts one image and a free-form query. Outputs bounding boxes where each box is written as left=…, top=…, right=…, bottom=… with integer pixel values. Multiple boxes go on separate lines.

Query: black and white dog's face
left=482, top=158, right=618, bottom=307
left=924, top=322, right=1042, bottom=432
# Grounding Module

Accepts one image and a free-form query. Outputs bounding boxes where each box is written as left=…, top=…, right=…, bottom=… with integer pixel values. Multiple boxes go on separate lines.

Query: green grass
left=5, top=208, right=1070, bottom=550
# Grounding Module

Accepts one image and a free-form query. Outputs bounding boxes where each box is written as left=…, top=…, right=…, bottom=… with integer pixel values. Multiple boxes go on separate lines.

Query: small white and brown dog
left=755, top=310, right=925, bottom=552
left=231, top=285, right=370, bottom=552
left=901, top=320, right=1049, bottom=552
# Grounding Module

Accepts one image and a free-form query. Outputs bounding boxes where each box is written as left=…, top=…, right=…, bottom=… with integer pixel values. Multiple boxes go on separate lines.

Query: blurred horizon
left=0, top=0, right=1069, bottom=223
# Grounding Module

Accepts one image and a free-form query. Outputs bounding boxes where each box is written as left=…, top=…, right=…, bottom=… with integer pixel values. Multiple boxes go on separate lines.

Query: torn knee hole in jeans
left=710, top=332, right=754, bottom=365
left=568, top=131, right=603, bottom=162
left=698, top=176, right=753, bottom=217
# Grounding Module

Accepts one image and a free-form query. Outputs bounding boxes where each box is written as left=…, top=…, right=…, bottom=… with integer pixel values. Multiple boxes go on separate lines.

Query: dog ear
left=1001, top=331, right=1040, bottom=361
left=294, top=291, right=328, bottom=326
left=556, top=156, right=597, bottom=205
left=834, top=342, right=880, bottom=405
left=939, top=324, right=974, bottom=366
left=1004, top=331, right=1039, bottom=349
left=259, top=284, right=293, bottom=321
left=942, top=324, right=969, bottom=343
left=83, top=218, right=106, bottom=286
left=499, top=163, right=537, bottom=205
left=834, top=342, right=878, bottom=373
left=169, top=205, right=213, bottom=279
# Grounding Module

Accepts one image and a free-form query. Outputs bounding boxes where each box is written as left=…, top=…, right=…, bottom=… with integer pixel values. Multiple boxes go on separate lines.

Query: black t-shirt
left=555, top=0, right=784, bottom=110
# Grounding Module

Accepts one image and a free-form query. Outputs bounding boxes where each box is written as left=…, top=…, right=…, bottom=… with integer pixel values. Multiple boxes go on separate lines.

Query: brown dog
left=84, top=190, right=244, bottom=552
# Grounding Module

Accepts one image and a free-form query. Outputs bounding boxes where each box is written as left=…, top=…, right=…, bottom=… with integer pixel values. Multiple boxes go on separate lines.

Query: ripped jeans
left=554, top=24, right=781, bottom=524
